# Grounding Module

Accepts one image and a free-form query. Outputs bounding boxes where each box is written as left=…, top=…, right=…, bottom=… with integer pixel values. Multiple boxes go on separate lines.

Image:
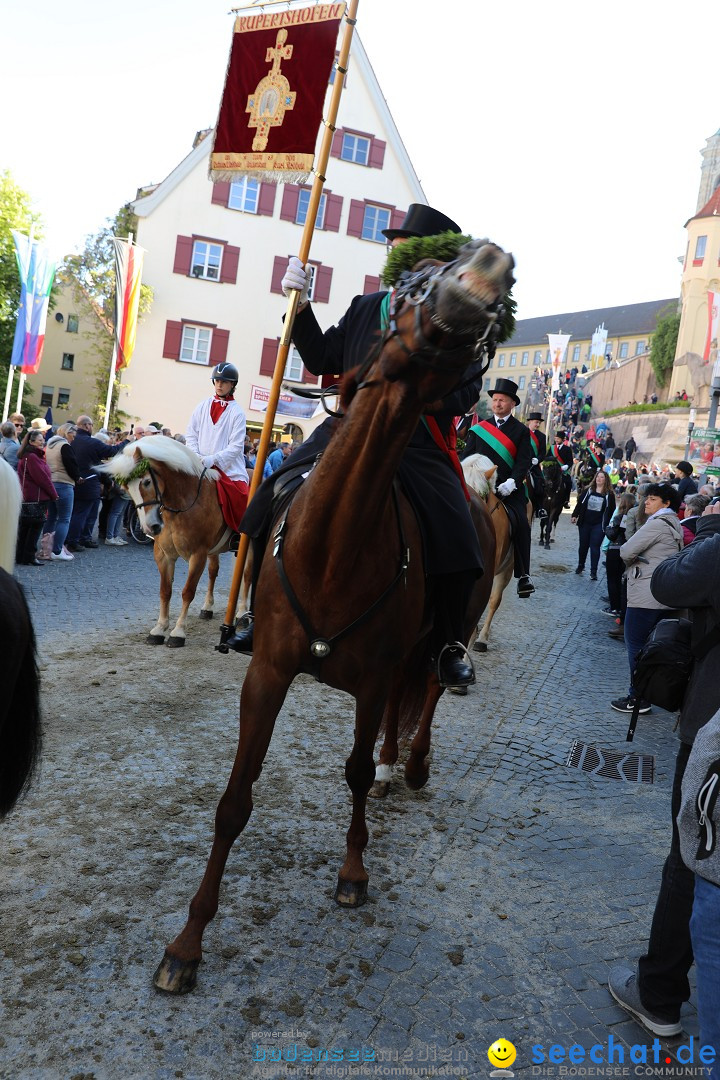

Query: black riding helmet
left=211, top=362, right=239, bottom=388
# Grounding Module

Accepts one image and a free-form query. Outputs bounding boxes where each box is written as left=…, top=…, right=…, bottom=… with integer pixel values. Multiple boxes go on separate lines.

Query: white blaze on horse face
left=127, top=477, right=160, bottom=536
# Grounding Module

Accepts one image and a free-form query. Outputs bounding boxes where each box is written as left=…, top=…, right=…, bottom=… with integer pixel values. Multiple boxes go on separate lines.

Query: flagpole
left=219, top=0, right=360, bottom=646
left=103, top=233, right=133, bottom=429
left=2, top=366, right=14, bottom=422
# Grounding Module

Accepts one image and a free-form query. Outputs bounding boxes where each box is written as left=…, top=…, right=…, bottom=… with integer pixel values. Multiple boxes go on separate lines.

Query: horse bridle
left=130, top=462, right=208, bottom=517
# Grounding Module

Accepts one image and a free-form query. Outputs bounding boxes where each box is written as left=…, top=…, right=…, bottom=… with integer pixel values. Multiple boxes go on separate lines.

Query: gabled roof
left=686, top=186, right=720, bottom=226
left=132, top=32, right=425, bottom=219
left=508, top=298, right=678, bottom=347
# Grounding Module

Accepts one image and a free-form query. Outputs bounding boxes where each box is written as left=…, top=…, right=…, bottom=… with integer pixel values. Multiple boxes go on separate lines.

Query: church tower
left=697, top=127, right=720, bottom=212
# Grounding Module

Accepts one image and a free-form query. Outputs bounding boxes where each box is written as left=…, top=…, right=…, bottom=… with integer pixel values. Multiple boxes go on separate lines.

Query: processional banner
left=589, top=323, right=608, bottom=371
left=10, top=232, right=56, bottom=374
left=548, top=333, right=571, bottom=392
left=210, top=3, right=346, bottom=183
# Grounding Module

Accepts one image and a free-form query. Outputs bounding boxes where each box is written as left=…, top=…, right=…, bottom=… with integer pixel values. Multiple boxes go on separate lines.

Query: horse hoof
left=146, top=634, right=165, bottom=645
left=447, top=685, right=468, bottom=696
left=368, top=780, right=389, bottom=799
left=334, top=877, right=368, bottom=907
left=199, top=609, right=213, bottom=620
left=166, top=636, right=186, bottom=648
left=405, top=760, right=430, bottom=790
left=153, top=950, right=199, bottom=995
left=473, top=641, right=488, bottom=653
left=550, top=538, right=555, bottom=543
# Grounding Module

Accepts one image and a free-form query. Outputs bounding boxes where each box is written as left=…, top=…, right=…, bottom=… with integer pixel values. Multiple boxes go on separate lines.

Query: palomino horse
left=153, top=238, right=515, bottom=993
left=0, top=458, right=42, bottom=819
left=538, top=460, right=564, bottom=549
left=102, top=437, right=233, bottom=647
left=462, top=453, right=532, bottom=653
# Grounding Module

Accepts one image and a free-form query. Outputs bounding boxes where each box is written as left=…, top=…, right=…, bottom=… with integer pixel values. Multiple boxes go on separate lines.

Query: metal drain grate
left=565, top=740, right=655, bottom=784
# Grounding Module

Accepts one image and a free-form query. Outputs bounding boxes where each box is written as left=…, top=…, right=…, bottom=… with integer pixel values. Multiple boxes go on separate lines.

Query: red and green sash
left=470, top=421, right=517, bottom=470
left=422, top=416, right=470, bottom=501
left=552, top=444, right=565, bottom=465
left=529, top=430, right=541, bottom=457
left=588, top=449, right=601, bottom=468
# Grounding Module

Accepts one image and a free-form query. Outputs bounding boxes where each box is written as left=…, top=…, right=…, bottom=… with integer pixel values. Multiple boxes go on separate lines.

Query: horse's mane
left=461, top=453, right=497, bottom=499
left=0, top=457, right=22, bottom=573
left=102, top=435, right=209, bottom=481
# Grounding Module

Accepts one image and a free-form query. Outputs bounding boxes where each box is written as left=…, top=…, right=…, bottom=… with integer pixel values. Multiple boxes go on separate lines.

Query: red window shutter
left=320, top=372, right=340, bottom=388
left=270, top=256, right=286, bottom=295
left=324, top=193, right=343, bottom=232
left=313, top=265, right=333, bottom=304
left=347, top=199, right=365, bottom=238
left=363, top=275, right=381, bottom=295
left=369, top=138, right=386, bottom=169
left=211, top=181, right=231, bottom=206
left=280, top=185, right=300, bottom=222
left=390, top=207, right=406, bottom=230
left=209, top=328, right=229, bottom=366
left=173, top=236, right=193, bottom=275
left=330, top=129, right=344, bottom=158
left=260, top=337, right=279, bottom=376
left=220, top=244, right=240, bottom=284
left=301, top=366, right=319, bottom=385
left=257, top=183, right=276, bottom=217
left=162, top=320, right=183, bottom=360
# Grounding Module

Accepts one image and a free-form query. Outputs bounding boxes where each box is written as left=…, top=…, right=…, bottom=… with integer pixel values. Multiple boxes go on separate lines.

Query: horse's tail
left=0, top=457, right=22, bottom=573
left=0, top=574, right=42, bottom=819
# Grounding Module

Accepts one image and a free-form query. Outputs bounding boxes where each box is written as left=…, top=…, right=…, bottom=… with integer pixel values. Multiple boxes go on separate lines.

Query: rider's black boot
left=225, top=618, right=254, bottom=654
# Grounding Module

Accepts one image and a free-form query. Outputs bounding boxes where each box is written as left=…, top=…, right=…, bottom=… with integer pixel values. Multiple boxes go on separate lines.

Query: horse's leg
left=404, top=676, right=442, bottom=791
left=474, top=564, right=513, bottom=652
left=198, top=554, right=219, bottom=620
left=148, top=546, right=173, bottom=644
left=153, top=660, right=291, bottom=993
left=166, top=552, right=208, bottom=647
left=335, top=686, right=388, bottom=908
left=369, top=678, right=403, bottom=799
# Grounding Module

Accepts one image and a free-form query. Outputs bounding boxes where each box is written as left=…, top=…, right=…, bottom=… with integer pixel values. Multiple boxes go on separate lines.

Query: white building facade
left=117, top=35, right=425, bottom=440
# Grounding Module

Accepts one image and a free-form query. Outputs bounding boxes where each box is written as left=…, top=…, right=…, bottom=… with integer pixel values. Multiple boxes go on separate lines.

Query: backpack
left=627, top=618, right=720, bottom=742
left=678, top=706, right=720, bottom=885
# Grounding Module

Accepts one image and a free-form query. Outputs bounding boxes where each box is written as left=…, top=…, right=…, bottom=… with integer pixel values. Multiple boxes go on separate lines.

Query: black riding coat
left=242, top=292, right=486, bottom=576
left=528, top=429, right=547, bottom=463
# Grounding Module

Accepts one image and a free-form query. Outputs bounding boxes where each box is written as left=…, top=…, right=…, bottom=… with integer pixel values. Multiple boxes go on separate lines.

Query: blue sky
left=2, top=0, right=717, bottom=318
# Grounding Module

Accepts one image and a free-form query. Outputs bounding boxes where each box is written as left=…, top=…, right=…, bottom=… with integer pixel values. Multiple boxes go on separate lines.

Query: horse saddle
left=270, top=456, right=320, bottom=521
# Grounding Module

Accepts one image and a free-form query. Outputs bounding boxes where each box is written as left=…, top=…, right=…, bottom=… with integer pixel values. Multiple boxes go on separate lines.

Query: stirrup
left=436, top=641, right=476, bottom=688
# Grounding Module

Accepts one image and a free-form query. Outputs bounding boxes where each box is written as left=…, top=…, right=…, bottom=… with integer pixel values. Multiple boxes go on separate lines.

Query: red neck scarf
left=210, top=393, right=234, bottom=425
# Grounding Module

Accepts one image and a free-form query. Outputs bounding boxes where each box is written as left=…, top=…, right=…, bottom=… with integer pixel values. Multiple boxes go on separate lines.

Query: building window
left=694, top=235, right=707, bottom=264
left=534, top=350, right=542, bottom=364
left=509, top=352, right=517, bottom=367
left=572, top=344, right=581, bottom=363
left=483, top=377, right=491, bottom=390
left=296, top=189, right=326, bottom=230
left=180, top=324, right=212, bottom=365
left=498, top=355, right=505, bottom=368
left=41, top=386, right=54, bottom=407
left=362, top=204, right=391, bottom=243
left=229, top=177, right=259, bottom=213
left=57, top=388, right=71, bottom=407
left=284, top=346, right=304, bottom=382
left=340, top=132, right=370, bottom=165
left=522, top=351, right=529, bottom=365
left=61, top=353, right=75, bottom=370
left=635, top=340, right=646, bottom=355
left=518, top=376, right=526, bottom=390
left=619, top=342, right=629, bottom=359
left=67, top=315, right=79, bottom=333
left=190, top=240, right=223, bottom=280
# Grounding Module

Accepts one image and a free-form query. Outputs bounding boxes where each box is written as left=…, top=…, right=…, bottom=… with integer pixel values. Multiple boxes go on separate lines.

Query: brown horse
left=102, top=437, right=233, bottom=647
left=461, top=453, right=531, bottom=652
left=152, top=239, right=515, bottom=993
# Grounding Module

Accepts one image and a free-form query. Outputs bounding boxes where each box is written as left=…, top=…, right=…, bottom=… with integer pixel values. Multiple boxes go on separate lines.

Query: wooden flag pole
left=219, top=0, right=359, bottom=645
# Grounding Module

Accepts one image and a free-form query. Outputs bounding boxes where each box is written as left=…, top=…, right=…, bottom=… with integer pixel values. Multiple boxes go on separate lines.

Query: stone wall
left=580, top=354, right=662, bottom=413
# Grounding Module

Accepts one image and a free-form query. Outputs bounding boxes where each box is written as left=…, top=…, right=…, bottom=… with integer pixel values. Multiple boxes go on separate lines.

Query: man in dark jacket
left=624, top=435, right=637, bottom=461
left=65, top=415, right=120, bottom=551
left=608, top=503, right=720, bottom=1036
left=673, top=460, right=698, bottom=503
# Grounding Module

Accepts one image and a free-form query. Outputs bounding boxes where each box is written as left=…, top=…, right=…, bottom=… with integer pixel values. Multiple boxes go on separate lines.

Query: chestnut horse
left=102, top=437, right=233, bottom=647
left=153, top=239, right=515, bottom=993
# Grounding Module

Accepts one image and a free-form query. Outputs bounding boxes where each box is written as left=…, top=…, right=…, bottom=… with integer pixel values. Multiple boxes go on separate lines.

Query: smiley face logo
left=488, top=1039, right=517, bottom=1070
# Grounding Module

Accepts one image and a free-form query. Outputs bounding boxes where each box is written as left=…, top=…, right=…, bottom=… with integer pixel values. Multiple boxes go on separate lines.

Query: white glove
left=281, top=256, right=310, bottom=303
left=202, top=455, right=215, bottom=469
left=497, top=478, right=516, bottom=497
left=561, top=465, right=569, bottom=472
left=531, top=457, right=539, bottom=466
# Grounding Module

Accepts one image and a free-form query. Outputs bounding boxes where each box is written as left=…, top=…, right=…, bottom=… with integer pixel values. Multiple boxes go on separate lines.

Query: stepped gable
left=508, top=298, right=678, bottom=347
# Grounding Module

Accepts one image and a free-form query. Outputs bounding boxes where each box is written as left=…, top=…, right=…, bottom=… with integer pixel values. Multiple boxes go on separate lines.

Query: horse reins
left=131, top=463, right=208, bottom=516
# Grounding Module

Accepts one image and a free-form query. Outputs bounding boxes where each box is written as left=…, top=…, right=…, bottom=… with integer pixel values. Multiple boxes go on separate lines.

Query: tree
left=0, top=170, right=45, bottom=410
left=62, top=203, right=153, bottom=428
left=649, top=305, right=681, bottom=389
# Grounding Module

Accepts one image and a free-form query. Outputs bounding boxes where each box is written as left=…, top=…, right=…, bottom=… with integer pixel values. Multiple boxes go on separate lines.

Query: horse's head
left=378, top=239, right=515, bottom=402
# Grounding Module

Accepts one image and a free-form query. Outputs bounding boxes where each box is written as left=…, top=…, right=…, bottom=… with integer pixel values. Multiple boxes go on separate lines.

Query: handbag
left=604, top=522, right=622, bottom=542
left=20, top=500, right=47, bottom=522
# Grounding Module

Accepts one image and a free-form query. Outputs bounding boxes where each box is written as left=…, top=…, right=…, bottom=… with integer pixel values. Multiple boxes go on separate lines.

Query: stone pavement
left=6, top=515, right=704, bottom=1080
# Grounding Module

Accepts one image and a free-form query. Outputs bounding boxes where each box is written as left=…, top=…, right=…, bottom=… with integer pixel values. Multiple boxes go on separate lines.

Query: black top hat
left=382, top=203, right=462, bottom=242
left=487, top=378, right=520, bottom=406
left=527, top=411, right=543, bottom=422
left=554, top=430, right=567, bottom=439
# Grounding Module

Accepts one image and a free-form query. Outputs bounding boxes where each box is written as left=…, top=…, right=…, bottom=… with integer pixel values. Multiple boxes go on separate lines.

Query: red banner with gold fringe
left=210, top=3, right=346, bottom=184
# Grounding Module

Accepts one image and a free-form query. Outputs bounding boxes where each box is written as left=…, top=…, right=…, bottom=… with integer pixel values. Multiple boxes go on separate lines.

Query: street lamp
left=685, top=407, right=697, bottom=460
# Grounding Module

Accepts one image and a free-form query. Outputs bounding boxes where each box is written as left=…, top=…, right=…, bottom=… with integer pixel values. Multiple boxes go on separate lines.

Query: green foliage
left=602, top=401, right=691, bottom=417
left=649, top=306, right=681, bottom=388
left=0, top=170, right=45, bottom=407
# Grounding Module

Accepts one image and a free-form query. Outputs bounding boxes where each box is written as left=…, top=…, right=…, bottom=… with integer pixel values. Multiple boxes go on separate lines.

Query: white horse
left=0, top=457, right=23, bottom=573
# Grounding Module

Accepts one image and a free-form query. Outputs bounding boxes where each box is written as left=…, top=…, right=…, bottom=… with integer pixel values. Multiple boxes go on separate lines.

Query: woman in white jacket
left=611, top=483, right=684, bottom=714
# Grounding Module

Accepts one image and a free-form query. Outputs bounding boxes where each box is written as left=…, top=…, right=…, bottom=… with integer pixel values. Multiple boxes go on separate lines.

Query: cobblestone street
left=2, top=513, right=701, bottom=1080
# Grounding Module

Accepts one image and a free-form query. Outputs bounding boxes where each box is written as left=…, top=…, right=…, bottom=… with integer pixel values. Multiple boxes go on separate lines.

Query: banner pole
left=16, top=372, right=26, bottom=414
left=219, top=0, right=359, bottom=644
left=2, top=366, right=14, bottom=423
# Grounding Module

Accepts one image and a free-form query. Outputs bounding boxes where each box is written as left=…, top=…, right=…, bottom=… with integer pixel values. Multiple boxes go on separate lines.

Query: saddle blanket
left=214, top=469, right=249, bottom=532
